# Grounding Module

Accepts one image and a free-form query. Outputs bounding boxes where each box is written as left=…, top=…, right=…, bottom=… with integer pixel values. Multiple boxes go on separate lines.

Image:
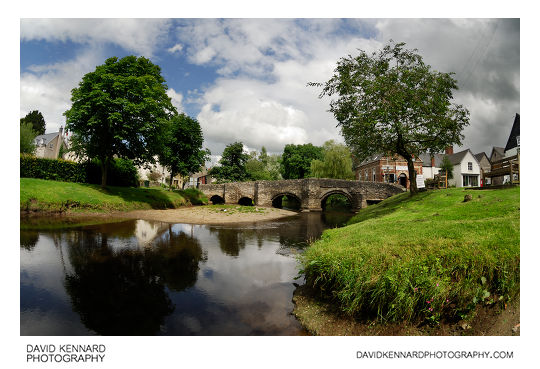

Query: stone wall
left=199, top=179, right=404, bottom=211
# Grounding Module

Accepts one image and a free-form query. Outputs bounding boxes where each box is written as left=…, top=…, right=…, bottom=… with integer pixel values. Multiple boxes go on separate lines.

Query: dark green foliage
left=20, top=154, right=139, bottom=187
left=85, top=158, right=140, bottom=187
left=310, top=41, right=469, bottom=194
left=20, top=122, right=37, bottom=154
left=158, top=113, right=210, bottom=186
left=210, top=142, right=250, bottom=182
left=64, top=56, right=175, bottom=186
left=280, top=143, right=323, bottom=179
left=20, top=154, right=87, bottom=182
left=20, top=110, right=46, bottom=135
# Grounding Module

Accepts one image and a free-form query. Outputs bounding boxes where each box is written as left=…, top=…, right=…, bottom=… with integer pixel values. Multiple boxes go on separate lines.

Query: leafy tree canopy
left=245, top=146, right=282, bottom=181
left=158, top=113, right=210, bottom=188
left=64, top=55, right=175, bottom=187
left=310, top=140, right=355, bottom=180
left=310, top=41, right=469, bottom=194
left=20, top=110, right=46, bottom=136
left=280, top=143, right=323, bottom=179
left=210, top=142, right=250, bottom=182
left=20, top=122, right=37, bottom=154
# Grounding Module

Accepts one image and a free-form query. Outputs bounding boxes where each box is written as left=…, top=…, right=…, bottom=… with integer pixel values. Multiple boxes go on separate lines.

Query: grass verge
left=20, top=178, right=208, bottom=213
left=299, top=187, right=519, bottom=325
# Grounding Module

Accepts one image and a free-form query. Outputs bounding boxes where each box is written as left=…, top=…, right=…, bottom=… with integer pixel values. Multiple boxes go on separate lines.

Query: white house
left=447, top=149, right=482, bottom=187
left=419, top=147, right=482, bottom=187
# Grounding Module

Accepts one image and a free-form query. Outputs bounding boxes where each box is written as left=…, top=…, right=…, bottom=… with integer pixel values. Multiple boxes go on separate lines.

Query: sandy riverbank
left=115, top=205, right=299, bottom=224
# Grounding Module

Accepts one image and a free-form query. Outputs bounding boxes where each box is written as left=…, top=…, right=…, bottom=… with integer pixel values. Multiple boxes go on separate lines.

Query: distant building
left=474, top=152, right=491, bottom=186
left=33, top=126, right=70, bottom=160
left=486, top=113, right=520, bottom=185
left=354, top=154, right=423, bottom=189
left=419, top=146, right=482, bottom=188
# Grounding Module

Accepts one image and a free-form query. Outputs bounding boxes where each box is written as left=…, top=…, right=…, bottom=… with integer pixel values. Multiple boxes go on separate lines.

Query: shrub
left=85, top=158, right=140, bottom=187
left=20, top=154, right=86, bottom=182
left=21, top=155, right=139, bottom=187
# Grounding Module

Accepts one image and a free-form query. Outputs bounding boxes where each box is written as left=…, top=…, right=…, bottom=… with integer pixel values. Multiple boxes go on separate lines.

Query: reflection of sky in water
left=21, top=213, right=350, bottom=335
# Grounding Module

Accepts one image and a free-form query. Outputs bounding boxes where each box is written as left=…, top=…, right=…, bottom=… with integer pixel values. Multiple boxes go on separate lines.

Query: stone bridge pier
left=199, top=178, right=404, bottom=212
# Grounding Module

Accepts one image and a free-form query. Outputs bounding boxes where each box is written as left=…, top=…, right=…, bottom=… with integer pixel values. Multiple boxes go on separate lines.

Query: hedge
left=20, top=154, right=139, bottom=187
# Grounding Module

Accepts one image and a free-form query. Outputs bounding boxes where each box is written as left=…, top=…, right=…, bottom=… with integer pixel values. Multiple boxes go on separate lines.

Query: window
left=372, top=168, right=376, bottom=181
left=467, top=162, right=472, bottom=171
left=463, top=175, right=478, bottom=187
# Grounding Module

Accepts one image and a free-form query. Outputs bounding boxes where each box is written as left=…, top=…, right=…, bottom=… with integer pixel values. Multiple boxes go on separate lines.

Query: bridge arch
left=238, top=196, right=254, bottom=206
left=271, top=192, right=302, bottom=210
left=319, top=190, right=355, bottom=211
left=210, top=195, right=225, bottom=205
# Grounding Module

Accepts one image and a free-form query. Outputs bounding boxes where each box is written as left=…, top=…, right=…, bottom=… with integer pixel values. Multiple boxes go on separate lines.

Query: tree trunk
left=406, top=158, right=417, bottom=195
left=169, top=172, right=174, bottom=190
left=100, top=157, right=110, bottom=188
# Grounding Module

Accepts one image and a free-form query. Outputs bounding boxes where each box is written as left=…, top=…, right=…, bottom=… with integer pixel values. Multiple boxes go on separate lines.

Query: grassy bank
left=20, top=178, right=208, bottom=213
left=300, top=187, right=520, bottom=325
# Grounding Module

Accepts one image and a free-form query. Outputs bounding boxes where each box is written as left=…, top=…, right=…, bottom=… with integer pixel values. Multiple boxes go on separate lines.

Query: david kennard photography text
left=26, top=344, right=106, bottom=363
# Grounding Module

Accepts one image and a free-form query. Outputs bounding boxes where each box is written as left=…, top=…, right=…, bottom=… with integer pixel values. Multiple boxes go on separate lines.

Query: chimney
left=55, top=126, right=63, bottom=159
left=445, top=146, right=453, bottom=155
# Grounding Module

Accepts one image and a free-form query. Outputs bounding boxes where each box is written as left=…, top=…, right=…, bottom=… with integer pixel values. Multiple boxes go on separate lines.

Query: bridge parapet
left=199, top=179, right=404, bottom=211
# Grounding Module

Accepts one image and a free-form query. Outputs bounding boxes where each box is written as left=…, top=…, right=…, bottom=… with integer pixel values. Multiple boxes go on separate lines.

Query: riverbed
left=20, top=211, right=352, bottom=335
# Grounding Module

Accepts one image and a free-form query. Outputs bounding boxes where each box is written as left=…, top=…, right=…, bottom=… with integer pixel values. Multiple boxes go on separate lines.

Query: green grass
left=20, top=178, right=208, bottom=213
left=300, top=187, right=520, bottom=324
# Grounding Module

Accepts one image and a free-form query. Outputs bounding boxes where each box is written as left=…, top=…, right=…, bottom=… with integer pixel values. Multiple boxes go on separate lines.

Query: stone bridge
left=199, top=178, right=404, bottom=212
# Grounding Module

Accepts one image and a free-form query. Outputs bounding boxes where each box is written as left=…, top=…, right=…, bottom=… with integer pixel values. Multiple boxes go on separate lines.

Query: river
left=20, top=211, right=352, bottom=335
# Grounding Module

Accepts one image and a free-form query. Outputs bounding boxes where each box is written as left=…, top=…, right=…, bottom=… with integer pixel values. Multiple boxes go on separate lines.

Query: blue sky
left=20, top=18, right=520, bottom=162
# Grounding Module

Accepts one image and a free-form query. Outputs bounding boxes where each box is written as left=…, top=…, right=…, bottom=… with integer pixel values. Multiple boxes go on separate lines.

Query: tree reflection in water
left=64, top=222, right=205, bottom=335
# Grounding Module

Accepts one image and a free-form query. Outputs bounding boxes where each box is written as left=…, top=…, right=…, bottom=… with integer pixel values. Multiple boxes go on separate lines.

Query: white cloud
left=20, top=19, right=171, bottom=57
left=166, top=88, right=184, bottom=113
left=20, top=47, right=107, bottom=133
left=167, top=43, right=183, bottom=54
left=184, top=19, right=381, bottom=155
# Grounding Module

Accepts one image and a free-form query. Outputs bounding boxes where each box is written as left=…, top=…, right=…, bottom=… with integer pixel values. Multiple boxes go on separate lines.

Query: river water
left=20, top=211, right=352, bottom=336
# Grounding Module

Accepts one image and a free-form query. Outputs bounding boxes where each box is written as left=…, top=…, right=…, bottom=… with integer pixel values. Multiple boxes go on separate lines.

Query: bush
left=85, top=158, right=140, bottom=187
left=21, top=155, right=139, bottom=187
left=20, top=154, right=86, bottom=182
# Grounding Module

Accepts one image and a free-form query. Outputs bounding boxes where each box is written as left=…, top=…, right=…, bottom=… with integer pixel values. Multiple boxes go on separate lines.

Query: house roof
left=418, top=153, right=445, bottom=168
left=504, top=113, right=520, bottom=152
left=490, top=146, right=505, bottom=160
left=447, top=149, right=475, bottom=166
left=474, top=152, right=489, bottom=163
left=34, top=132, right=59, bottom=146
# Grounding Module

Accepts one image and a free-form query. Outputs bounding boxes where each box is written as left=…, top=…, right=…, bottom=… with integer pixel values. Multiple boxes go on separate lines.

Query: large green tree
left=310, top=41, right=469, bottom=194
left=64, top=56, right=175, bottom=187
left=20, top=122, right=37, bottom=154
left=280, top=143, right=323, bottom=179
left=310, top=140, right=355, bottom=180
left=210, top=142, right=250, bottom=182
left=20, top=110, right=46, bottom=135
left=158, top=113, right=210, bottom=188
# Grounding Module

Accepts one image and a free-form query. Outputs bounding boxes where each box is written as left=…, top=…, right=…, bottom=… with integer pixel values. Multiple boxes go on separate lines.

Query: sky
left=20, top=18, right=519, bottom=163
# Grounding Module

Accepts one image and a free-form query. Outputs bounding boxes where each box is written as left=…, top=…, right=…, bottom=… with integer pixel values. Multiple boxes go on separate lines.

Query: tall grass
left=300, top=187, right=520, bottom=323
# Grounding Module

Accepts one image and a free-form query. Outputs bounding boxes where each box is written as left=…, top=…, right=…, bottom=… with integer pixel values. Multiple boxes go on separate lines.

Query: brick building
left=354, top=154, right=423, bottom=189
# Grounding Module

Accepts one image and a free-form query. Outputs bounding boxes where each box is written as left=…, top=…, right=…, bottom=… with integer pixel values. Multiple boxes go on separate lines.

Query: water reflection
left=20, top=212, right=352, bottom=335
